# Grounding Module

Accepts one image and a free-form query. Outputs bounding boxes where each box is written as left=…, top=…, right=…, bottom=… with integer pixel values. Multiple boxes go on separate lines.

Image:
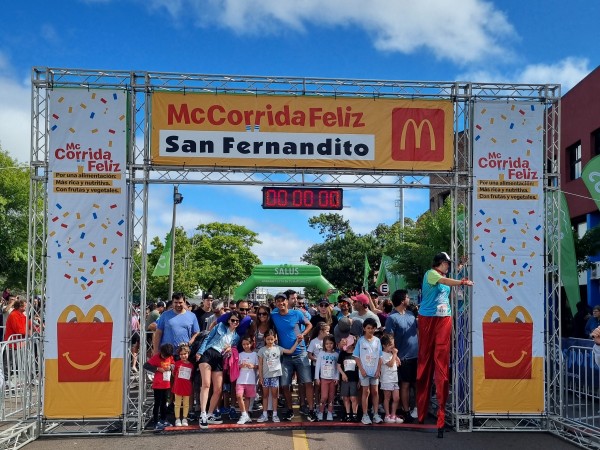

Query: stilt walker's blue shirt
left=420, top=269, right=451, bottom=317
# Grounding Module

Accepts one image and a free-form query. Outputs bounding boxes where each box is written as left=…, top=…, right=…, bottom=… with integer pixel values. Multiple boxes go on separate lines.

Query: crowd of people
left=141, top=252, right=474, bottom=438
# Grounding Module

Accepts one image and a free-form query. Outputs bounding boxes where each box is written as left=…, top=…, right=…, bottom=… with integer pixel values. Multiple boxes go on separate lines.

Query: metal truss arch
left=24, top=68, right=570, bottom=443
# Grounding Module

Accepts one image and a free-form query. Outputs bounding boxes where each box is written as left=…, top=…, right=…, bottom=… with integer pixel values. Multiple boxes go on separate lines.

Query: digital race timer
left=261, top=187, right=343, bottom=210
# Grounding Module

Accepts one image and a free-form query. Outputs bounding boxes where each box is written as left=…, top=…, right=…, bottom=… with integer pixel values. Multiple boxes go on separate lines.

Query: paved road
left=25, top=428, right=580, bottom=450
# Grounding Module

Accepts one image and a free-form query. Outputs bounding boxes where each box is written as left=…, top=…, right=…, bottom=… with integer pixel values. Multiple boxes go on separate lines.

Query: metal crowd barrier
left=0, top=334, right=42, bottom=422
left=560, top=339, right=600, bottom=447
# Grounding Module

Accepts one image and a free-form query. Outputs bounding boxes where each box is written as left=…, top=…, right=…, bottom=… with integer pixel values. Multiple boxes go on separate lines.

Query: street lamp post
left=168, top=186, right=183, bottom=301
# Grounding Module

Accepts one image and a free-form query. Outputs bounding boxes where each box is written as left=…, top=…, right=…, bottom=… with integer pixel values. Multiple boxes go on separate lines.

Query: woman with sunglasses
left=310, top=299, right=338, bottom=339
left=196, top=310, right=243, bottom=429
left=254, top=305, right=274, bottom=352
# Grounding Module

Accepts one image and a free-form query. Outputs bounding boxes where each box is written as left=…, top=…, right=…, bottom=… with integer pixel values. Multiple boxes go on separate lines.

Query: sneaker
left=175, top=419, right=182, bottom=427
left=306, top=410, right=318, bottom=422
left=299, top=404, right=310, bottom=416
left=361, top=414, right=372, bottom=425
left=161, top=420, right=172, bottom=428
left=154, top=422, right=164, bottom=431
left=237, top=413, right=252, bottom=425
left=207, top=414, right=223, bottom=425
left=378, top=405, right=385, bottom=415
left=257, top=413, right=269, bottom=423
left=316, top=411, right=323, bottom=421
left=384, top=415, right=396, bottom=424
left=219, top=406, right=231, bottom=415
left=395, top=416, right=404, bottom=424
left=199, top=413, right=208, bottom=429
left=282, top=409, right=295, bottom=421
left=229, top=409, right=239, bottom=420
left=272, top=413, right=280, bottom=423
left=372, top=414, right=383, bottom=424
left=182, top=419, right=189, bottom=427
left=326, top=411, right=334, bottom=421
left=410, top=407, right=418, bottom=419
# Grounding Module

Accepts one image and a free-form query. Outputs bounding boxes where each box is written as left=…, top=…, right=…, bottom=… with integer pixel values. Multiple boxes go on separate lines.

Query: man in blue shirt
left=271, top=292, right=317, bottom=422
left=385, top=289, right=418, bottom=423
left=152, top=292, right=200, bottom=356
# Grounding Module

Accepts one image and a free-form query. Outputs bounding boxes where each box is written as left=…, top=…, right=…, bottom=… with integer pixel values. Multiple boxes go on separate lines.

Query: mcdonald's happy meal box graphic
left=482, top=306, right=532, bottom=379
left=57, top=305, right=113, bottom=382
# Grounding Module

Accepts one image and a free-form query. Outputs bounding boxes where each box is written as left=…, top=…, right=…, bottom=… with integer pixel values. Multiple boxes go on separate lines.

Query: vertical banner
left=45, top=88, right=127, bottom=418
left=471, top=101, right=545, bottom=413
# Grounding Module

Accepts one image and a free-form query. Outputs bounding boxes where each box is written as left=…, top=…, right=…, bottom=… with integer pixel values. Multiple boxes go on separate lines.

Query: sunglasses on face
left=257, top=312, right=268, bottom=317
left=319, top=303, right=329, bottom=307
left=238, top=308, right=250, bottom=312
left=230, top=319, right=239, bottom=323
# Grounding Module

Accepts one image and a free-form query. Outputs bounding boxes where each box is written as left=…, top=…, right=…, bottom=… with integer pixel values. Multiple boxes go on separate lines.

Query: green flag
left=558, top=192, right=581, bottom=315
left=152, top=232, right=172, bottom=277
left=363, top=254, right=371, bottom=290
left=375, top=255, right=407, bottom=295
left=582, top=154, right=600, bottom=211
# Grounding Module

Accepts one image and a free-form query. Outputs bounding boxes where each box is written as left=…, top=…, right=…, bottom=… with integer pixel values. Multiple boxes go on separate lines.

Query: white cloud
left=147, top=0, right=515, bottom=64
left=0, top=56, right=30, bottom=163
left=459, top=57, right=591, bottom=92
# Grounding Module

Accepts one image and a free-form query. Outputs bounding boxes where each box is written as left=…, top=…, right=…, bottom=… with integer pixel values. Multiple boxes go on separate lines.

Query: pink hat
left=342, top=335, right=356, bottom=351
left=352, top=293, right=370, bottom=306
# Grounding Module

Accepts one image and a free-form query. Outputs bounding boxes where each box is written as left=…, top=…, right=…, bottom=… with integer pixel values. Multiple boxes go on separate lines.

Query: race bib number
left=321, top=364, right=334, bottom=379
left=178, top=366, right=192, bottom=380
left=436, top=304, right=449, bottom=317
left=162, top=370, right=171, bottom=382
left=343, top=359, right=356, bottom=372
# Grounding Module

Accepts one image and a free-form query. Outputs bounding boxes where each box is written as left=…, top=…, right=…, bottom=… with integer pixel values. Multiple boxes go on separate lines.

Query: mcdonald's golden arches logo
left=391, top=108, right=446, bottom=162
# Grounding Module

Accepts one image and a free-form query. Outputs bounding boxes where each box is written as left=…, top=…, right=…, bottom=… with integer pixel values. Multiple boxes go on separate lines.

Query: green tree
left=146, top=227, right=200, bottom=301
left=384, top=199, right=460, bottom=289
left=191, top=223, right=262, bottom=298
left=302, top=213, right=388, bottom=295
left=0, top=150, right=29, bottom=290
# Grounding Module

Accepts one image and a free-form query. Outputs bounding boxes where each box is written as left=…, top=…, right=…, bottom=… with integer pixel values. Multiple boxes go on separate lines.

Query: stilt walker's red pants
left=416, top=315, right=452, bottom=428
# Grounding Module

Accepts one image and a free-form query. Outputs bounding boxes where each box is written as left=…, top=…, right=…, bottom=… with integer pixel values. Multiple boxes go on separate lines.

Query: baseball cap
left=433, top=252, right=452, bottom=265
left=338, top=296, right=351, bottom=304
left=352, top=293, right=370, bottom=306
left=156, top=301, right=166, bottom=308
left=342, top=334, right=355, bottom=351
left=274, top=292, right=286, bottom=301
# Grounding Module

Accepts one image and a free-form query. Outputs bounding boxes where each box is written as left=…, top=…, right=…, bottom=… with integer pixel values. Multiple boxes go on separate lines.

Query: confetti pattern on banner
left=49, top=91, right=125, bottom=159
left=49, top=202, right=125, bottom=301
left=474, top=208, right=542, bottom=302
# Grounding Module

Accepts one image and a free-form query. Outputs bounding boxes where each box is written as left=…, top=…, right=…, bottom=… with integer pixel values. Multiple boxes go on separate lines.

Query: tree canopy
left=0, top=149, right=29, bottom=290
left=145, top=222, right=262, bottom=301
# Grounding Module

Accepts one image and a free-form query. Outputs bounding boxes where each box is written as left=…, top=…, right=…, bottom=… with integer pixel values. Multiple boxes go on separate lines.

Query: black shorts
left=199, top=348, right=224, bottom=372
left=398, top=357, right=417, bottom=383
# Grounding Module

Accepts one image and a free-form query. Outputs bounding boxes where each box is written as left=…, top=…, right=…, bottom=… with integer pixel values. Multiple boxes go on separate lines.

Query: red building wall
left=561, top=66, right=600, bottom=218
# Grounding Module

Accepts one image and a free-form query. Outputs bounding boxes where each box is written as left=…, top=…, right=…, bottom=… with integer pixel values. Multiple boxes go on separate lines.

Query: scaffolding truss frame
left=25, top=67, right=574, bottom=442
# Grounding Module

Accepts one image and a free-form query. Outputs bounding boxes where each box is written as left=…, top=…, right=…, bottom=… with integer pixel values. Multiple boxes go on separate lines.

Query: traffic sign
left=378, top=283, right=389, bottom=295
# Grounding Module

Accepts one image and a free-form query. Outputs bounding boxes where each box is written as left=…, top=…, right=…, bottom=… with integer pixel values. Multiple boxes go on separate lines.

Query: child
left=337, top=334, right=359, bottom=422
left=143, top=343, right=175, bottom=430
left=314, top=334, right=339, bottom=421
left=307, top=322, right=329, bottom=412
left=380, top=334, right=403, bottom=423
left=236, top=336, right=259, bottom=425
left=257, top=329, right=303, bottom=423
left=353, top=317, right=383, bottom=425
left=172, top=344, right=194, bottom=426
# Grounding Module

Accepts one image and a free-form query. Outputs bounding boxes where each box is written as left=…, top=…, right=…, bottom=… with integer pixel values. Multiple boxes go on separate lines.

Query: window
left=593, top=128, right=600, bottom=157
left=568, top=141, right=582, bottom=180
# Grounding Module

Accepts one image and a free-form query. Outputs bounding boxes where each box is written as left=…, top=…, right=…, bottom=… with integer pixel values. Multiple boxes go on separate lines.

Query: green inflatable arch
left=234, top=264, right=338, bottom=302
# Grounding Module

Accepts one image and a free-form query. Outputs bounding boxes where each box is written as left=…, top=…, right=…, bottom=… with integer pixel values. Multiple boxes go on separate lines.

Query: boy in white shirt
left=353, top=317, right=383, bottom=424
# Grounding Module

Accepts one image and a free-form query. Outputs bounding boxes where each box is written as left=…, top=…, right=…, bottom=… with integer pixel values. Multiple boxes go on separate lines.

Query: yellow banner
left=151, top=93, right=454, bottom=170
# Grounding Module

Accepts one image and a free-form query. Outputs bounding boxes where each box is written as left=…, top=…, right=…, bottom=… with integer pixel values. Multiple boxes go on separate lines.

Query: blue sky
left=1, top=0, right=598, bottom=267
